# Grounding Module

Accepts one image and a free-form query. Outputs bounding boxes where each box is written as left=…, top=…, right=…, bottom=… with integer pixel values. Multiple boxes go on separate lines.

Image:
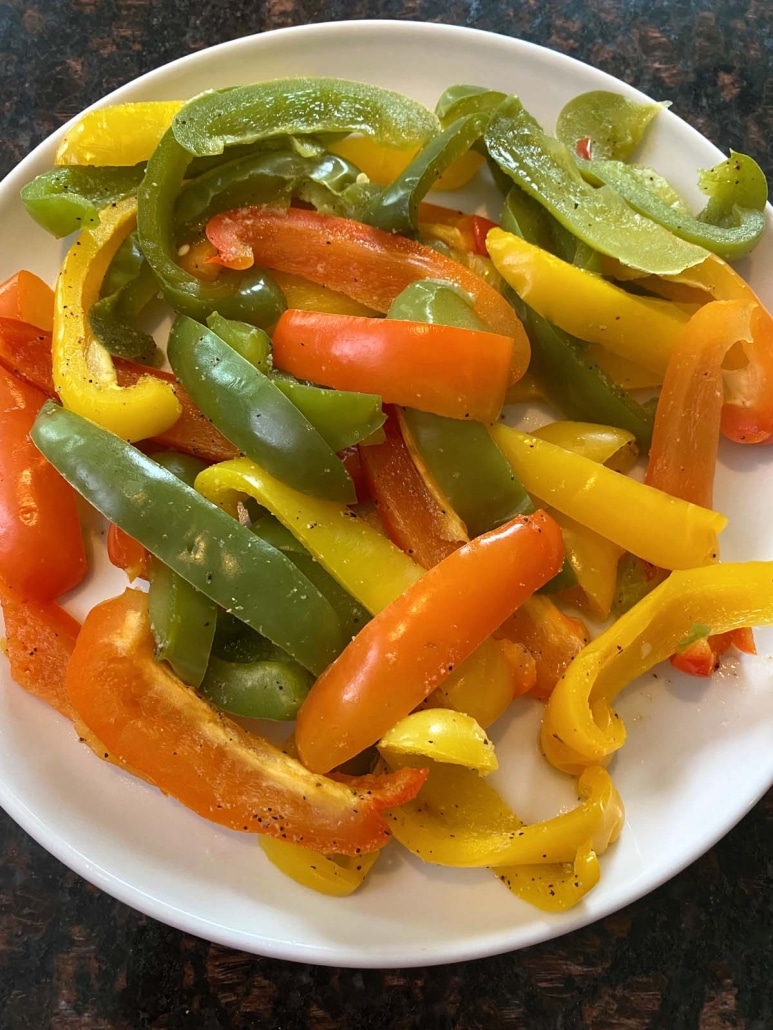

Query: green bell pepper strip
left=137, top=130, right=287, bottom=326
left=357, top=114, right=490, bottom=235
left=172, top=77, right=440, bottom=157
left=435, top=85, right=507, bottom=125
left=579, top=152, right=767, bottom=261
left=88, top=259, right=164, bottom=367
left=101, top=231, right=145, bottom=295
left=205, top=312, right=272, bottom=371
left=555, top=90, right=662, bottom=161
left=270, top=374, right=386, bottom=453
left=500, top=188, right=654, bottom=450
left=145, top=451, right=218, bottom=689
left=20, top=164, right=145, bottom=238
left=198, top=654, right=313, bottom=720
left=484, top=96, right=708, bottom=275
left=167, top=315, right=355, bottom=503
left=30, top=401, right=347, bottom=675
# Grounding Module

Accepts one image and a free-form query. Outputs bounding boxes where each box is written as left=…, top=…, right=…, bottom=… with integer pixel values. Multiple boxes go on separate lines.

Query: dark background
left=0, top=1, right=771, bottom=1027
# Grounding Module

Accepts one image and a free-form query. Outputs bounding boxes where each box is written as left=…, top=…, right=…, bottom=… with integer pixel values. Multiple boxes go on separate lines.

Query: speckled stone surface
left=0, top=1, right=771, bottom=1026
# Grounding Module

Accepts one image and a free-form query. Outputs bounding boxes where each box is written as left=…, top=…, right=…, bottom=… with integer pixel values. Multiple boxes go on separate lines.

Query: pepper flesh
left=55, top=101, right=185, bottom=166
left=66, top=588, right=427, bottom=854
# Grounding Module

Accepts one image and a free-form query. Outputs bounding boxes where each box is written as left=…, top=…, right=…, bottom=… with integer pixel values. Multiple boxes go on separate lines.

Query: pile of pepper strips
left=2, top=78, right=773, bottom=907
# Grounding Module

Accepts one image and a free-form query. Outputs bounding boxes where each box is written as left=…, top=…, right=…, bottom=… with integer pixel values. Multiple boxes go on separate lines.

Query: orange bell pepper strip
left=271, top=309, right=514, bottom=422
left=670, top=625, right=756, bottom=677
left=0, top=365, right=86, bottom=601
left=106, top=523, right=148, bottom=582
left=417, top=202, right=498, bottom=257
left=0, top=317, right=56, bottom=394
left=66, top=588, right=427, bottom=854
left=204, top=206, right=530, bottom=380
left=294, top=510, right=564, bottom=773
left=0, top=271, right=54, bottom=332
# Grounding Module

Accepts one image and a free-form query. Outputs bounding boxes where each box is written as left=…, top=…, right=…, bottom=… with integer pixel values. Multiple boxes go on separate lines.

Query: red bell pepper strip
left=66, top=588, right=427, bottom=854
left=359, top=407, right=466, bottom=569
left=271, top=309, right=514, bottom=422
left=0, top=365, right=86, bottom=600
left=0, top=592, right=79, bottom=718
left=0, top=317, right=56, bottom=394
left=294, top=510, right=564, bottom=773
left=204, top=206, right=530, bottom=381
left=0, top=271, right=54, bottom=332
left=106, top=523, right=149, bottom=581
left=417, top=202, right=498, bottom=256
left=670, top=626, right=756, bottom=677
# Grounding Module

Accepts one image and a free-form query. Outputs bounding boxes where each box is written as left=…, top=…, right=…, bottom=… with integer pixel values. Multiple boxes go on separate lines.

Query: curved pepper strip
left=194, top=457, right=523, bottom=729
left=21, top=165, right=146, bottom=239
left=486, top=228, right=689, bottom=376
left=490, top=423, right=726, bottom=570
left=204, top=206, right=530, bottom=372
left=379, top=709, right=498, bottom=776
left=258, top=835, right=380, bottom=897
left=532, top=421, right=638, bottom=473
left=294, top=511, right=564, bottom=773
left=66, top=588, right=426, bottom=854
left=555, top=90, right=661, bottom=162
left=328, top=135, right=482, bottom=190
left=541, top=561, right=773, bottom=773
left=55, top=101, right=185, bottom=166
left=53, top=196, right=181, bottom=441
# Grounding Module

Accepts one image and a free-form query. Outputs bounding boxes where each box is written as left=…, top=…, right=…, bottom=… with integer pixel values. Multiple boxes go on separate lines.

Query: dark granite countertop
left=0, top=1, right=771, bottom=1027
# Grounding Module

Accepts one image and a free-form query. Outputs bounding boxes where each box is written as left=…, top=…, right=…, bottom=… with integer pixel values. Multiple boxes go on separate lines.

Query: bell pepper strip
left=578, top=152, right=767, bottom=260
left=543, top=562, right=773, bottom=774
left=496, top=840, right=603, bottom=913
left=555, top=90, right=661, bottom=162
left=258, top=834, right=380, bottom=897
left=582, top=343, right=664, bottom=392
left=167, top=315, right=355, bottom=503
left=496, top=595, right=589, bottom=701
left=53, top=195, right=181, bottom=441
left=359, top=407, right=466, bottom=570
left=548, top=508, right=624, bottom=621
left=55, top=101, right=185, bottom=166
left=611, top=554, right=669, bottom=617
left=31, top=402, right=348, bottom=675
left=0, top=271, right=54, bottom=331
left=270, top=309, right=513, bottom=423
left=137, top=130, right=287, bottom=326
left=328, top=135, right=483, bottom=190
left=670, top=626, right=757, bottom=678
left=148, top=555, right=218, bottom=688
left=107, top=523, right=148, bottom=581
left=294, top=511, right=564, bottom=773
left=645, top=301, right=755, bottom=509
left=417, top=203, right=498, bottom=258
left=172, top=78, right=440, bottom=157
left=0, top=592, right=80, bottom=719
left=88, top=259, right=165, bottom=367
left=484, top=96, right=708, bottom=275
left=269, top=270, right=377, bottom=317
left=270, top=375, right=386, bottom=454
left=205, top=312, right=272, bottom=371
left=490, top=423, right=726, bottom=570
left=378, top=709, right=498, bottom=776
left=424, top=638, right=525, bottom=728
left=20, top=165, right=146, bottom=238
left=195, top=456, right=529, bottom=729
left=198, top=653, right=313, bottom=721
left=0, top=367, right=86, bottom=601
left=66, top=588, right=426, bottom=853
left=492, top=639, right=538, bottom=699
left=532, top=421, right=638, bottom=473
left=203, top=206, right=529, bottom=367
left=486, top=228, right=689, bottom=376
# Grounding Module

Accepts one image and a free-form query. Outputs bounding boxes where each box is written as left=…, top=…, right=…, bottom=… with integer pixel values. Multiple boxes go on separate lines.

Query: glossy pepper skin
left=30, top=402, right=348, bottom=675
left=21, top=164, right=146, bottom=238
left=66, top=588, right=427, bottom=855
left=167, top=315, right=355, bottom=503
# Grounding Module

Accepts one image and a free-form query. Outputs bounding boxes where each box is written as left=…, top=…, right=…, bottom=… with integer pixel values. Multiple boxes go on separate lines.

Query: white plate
left=1, top=20, right=772, bottom=968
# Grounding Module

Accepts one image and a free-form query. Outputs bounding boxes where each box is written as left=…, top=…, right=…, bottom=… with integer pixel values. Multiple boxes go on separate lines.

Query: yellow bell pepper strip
left=66, top=588, right=427, bottom=854
left=541, top=561, right=773, bottom=774
left=53, top=196, right=181, bottom=441
left=258, top=836, right=380, bottom=897
left=294, top=511, right=564, bottom=774
left=532, top=421, right=638, bottom=473
left=645, top=300, right=755, bottom=509
left=194, top=456, right=521, bottom=729
left=328, top=134, right=483, bottom=190
left=204, top=206, right=530, bottom=371
left=490, top=423, right=726, bottom=570
left=380, top=757, right=623, bottom=868
left=378, top=709, right=498, bottom=775
left=582, top=343, right=664, bottom=391
left=55, top=101, right=185, bottom=166
left=269, top=270, right=377, bottom=317
left=548, top=509, right=624, bottom=621
left=495, top=840, right=603, bottom=913
left=423, top=639, right=524, bottom=729
left=486, top=228, right=689, bottom=376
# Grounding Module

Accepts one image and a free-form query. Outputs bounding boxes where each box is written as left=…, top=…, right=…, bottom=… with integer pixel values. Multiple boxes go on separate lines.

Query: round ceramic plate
left=1, top=21, right=772, bottom=968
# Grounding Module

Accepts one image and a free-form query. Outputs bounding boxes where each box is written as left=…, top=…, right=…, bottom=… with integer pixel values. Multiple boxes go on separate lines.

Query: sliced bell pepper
left=555, top=90, right=661, bottom=162
left=270, top=376, right=386, bottom=454
left=490, top=423, right=726, bottom=571
left=532, top=421, right=638, bottom=472
left=0, top=271, right=54, bottom=331
left=270, top=309, right=513, bottom=423
left=204, top=206, right=530, bottom=369
left=205, top=312, right=272, bottom=371
left=294, top=510, right=564, bottom=773
left=167, top=315, right=355, bottom=503
left=107, top=524, right=148, bottom=581
left=258, top=835, right=380, bottom=897
left=198, top=652, right=314, bottom=721
left=55, top=101, right=185, bottom=166
left=417, top=203, right=497, bottom=258
left=378, top=709, right=498, bottom=775
left=486, top=228, right=689, bottom=376
left=328, top=135, right=483, bottom=190
left=0, top=366, right=86, bottom=600
left=66, top=588, right=427, bottom=854
left=21, top=165, right=146, bottom=238
left=541, top=561, right=773, bottom=773
left=547, top=508, right=624, bottom=621
left=269, top=270, right=377, bottom=317
left=31, top=402, right=348, bottom=675
left=53, top=195, right=181, bottom=441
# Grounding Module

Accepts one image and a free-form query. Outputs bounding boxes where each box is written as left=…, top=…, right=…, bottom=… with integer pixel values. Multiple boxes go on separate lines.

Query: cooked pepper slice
left=378, top=709, right=498, bottom=775
left=89, top=258, right=164, bottom=367
left=30, top=402, right=348, bottom=674
left=21, top=165, right=146, bottom=238
left=258, top=834, right=380, bottom=897
left=53, top=195, right=181, bottom=441
left=542, top=561, right=773, bottom=773
left=0, top=271, right=54, bottom=331
left=55, top=101, right=185, bottom=166
left=167, top=315, right=355, bottom=503
left=271, top=375, right=386, bottom=453
left=271, top=309, right=513, bottom=423
left=66, top=588, right=426, bottom=854
left=198, top=652, right=313, bottom=721
left=205, top=312, right=272, bottom=371
left=294, top=510, right=564, bottom=773
left=555, top=90, right=661, bottom=161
